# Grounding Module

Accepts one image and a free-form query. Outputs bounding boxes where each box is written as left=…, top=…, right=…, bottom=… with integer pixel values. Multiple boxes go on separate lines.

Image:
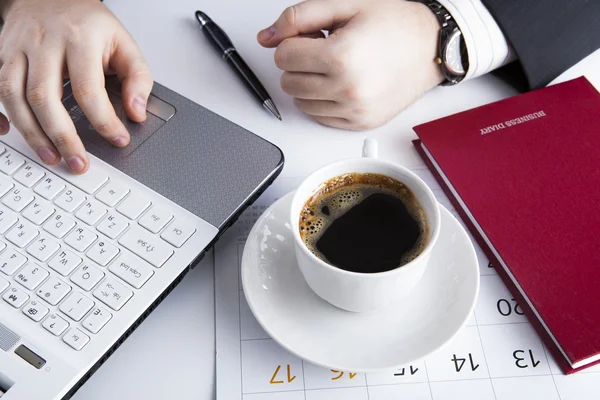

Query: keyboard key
left=37, top=277, right=71, bottom=305
left=23, top=201, right=55, bottom=225
left=119, top=225, right=174, bottom=268
left=14, top=163, right=45, bottom=187
left=75, top=199, right=107, bottom=226
left=14, top=264, right=49, bottom=290
left=0, top=249, right=27, bottom=276
left=0, top=206, right=18, bottom=234
left=82, top=307, right=112, bottom=334
left=34, top=174, right=66, bottom=200
left=22, top=300, right=49, bottom=322
left=2, top=184, right=35, bottom=212
left=96, top=212, right=129, bottom=239
left=27, top=234, right=60, bottom=262
left=93, top=278, right=133, bottom=311
left=0, top=241, right=6, bottom=253
left=139, top=206, right=172, bottom=234
left=6, top=221, right=39, bottom=248
left=161, top=219, right=196, bottom=248
left=87, top=240, right=119, bottom=266
left=71, top=264, right=104, bottom=291
left=117, top=192, right=151, bottom=220
left=63, top=328, right=90, bottom=350
left=64, top=226, right=97, bottom=252
left=43, top=212, right=76, bottom=238
left=54, top=187, right=86, bottom=212
left=59, top=292, right=94, bottom=321
left=0, top=150, right=25, bottom=175
left=0, top=276, right=8, bottom=292
left=3, top=285, right=29, bottom=308
left=42, top=313, right=69, bottom=336
left=96, top=182, right=129, bottom=207
left=59, top=165, right=108, bottom=195
left=109, top=251, right=154, bottom=289
left=0, top=174, right=14, bottom=196
left=48, top=249, right=82, bottom=276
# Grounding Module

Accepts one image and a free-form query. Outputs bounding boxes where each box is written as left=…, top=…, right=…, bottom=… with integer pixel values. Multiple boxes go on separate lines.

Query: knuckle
left=51, top=134, right=76, bottom=153
left=34, top=26, right=47, bottom=44
left=273, top=46, right=287, bottom=70
left=26, top=84, right=49, bottom=108
left=341, top=85, right=361, bottom=102
left=72, top=79, right=100, bottom=103
left=280, top=73, right=296, bottom=95
left=93, top=118, right=120, bottom=137
left=282, top=6, right=297, bottom=26
left=0, top=76, right=18, bottom=101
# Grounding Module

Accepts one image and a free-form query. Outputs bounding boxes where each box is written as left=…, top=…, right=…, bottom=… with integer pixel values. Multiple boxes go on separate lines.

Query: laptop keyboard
left=0, top=145, right=196, bottom=351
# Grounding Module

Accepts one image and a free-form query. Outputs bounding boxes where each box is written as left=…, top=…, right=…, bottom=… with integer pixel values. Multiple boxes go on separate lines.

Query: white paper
left=215, top=170, right=600, bottom=400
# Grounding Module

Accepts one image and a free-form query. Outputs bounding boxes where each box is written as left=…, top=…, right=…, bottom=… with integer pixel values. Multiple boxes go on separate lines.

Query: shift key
left=118, top=226, right=173, bottom=267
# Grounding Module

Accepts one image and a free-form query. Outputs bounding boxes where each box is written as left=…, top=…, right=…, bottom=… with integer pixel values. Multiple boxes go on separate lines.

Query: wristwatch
left=411, top=0, right=469, bottom=85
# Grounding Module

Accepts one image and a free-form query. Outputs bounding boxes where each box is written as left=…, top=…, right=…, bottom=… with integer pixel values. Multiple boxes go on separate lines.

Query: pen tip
left=263, top=99, right=282, bottom=121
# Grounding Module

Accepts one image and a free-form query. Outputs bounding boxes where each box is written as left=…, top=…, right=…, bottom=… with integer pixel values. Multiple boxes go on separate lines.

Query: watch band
left=411, top=0, right=468, bottom=86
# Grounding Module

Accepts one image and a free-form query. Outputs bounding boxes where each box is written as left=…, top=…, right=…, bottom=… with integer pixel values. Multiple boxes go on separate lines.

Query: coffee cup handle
left=362, top=138, right=378, bottom=159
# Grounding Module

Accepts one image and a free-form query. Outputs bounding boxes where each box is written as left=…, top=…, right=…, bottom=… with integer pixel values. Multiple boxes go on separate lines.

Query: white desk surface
left=56, top=0, right=599, bottom=399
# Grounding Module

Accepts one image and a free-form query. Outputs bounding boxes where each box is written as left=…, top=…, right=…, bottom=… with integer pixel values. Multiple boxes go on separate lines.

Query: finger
left=274, top=37, right=332, bottom=73
left=281, top=72, right=335, bottom=100
left=0, top=52, right=60, bottom=165
left=258, top=0, right=357, bottom=47
left=293, top=98, right=346, bottom=118
left=109, top=31, right=153, bottom=123
left=311, top=115, right=356, bottom=130
left=27, top=49, right=89, bottom=172
left=0, top=113, right=9, bottom=135
left=66, top=45, right=130, bottom=148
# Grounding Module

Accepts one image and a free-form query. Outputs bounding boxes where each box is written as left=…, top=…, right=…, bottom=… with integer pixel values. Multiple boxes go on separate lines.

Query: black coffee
left=299, top=173, right=429, bottom=273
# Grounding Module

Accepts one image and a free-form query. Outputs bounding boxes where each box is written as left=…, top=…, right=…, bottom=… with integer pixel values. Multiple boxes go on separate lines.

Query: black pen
left=194, top=11, right=282, bottom=121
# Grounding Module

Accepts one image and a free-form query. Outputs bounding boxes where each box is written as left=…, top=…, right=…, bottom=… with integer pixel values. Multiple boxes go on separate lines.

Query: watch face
left=444, top=31, right=465, bottom=76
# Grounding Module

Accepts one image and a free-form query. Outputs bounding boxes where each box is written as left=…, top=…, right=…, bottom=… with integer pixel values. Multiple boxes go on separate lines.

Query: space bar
left=51, top=160, right=109, bottom=194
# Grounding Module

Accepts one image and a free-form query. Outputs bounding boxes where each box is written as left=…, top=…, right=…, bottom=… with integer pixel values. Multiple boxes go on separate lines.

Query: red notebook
left=412, top=76, right=600, bottom=374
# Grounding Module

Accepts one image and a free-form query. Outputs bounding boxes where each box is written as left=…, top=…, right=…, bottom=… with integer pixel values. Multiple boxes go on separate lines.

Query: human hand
left=258, top=0, right=444, bottom=130
left=0, top=0, right=152, bottom=173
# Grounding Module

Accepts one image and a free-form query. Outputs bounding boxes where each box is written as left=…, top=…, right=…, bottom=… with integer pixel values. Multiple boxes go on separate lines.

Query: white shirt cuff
left=436, top=0, right=517, bottom=81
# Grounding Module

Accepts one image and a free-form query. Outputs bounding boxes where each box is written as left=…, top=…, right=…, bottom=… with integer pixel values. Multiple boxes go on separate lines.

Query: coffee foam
left=299, top=173, right=429, bottom=268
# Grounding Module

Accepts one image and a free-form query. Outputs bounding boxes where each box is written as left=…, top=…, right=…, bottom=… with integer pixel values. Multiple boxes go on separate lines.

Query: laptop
left=0, top=77, right=284, bottom=399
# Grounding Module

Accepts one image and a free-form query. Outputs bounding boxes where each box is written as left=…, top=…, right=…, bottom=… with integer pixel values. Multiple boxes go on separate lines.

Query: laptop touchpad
left=63, top=78, right=176, bottom=159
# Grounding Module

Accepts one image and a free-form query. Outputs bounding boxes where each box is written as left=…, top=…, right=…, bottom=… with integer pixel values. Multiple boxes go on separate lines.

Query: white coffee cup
left=290, top=139, right=441, bottom=313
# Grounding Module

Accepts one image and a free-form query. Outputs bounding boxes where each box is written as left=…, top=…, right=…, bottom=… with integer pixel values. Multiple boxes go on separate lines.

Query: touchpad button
left=63, top=83, right=174, bottom=159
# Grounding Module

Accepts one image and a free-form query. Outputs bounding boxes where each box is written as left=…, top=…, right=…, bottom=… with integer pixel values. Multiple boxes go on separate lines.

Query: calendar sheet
left=215, top=169, right=600, bottom=400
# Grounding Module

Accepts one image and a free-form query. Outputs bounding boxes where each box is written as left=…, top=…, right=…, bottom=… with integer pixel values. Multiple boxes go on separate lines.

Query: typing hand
left=258, top=0, right=444, bottom=130
left=0, top=0, right=153, bottom=174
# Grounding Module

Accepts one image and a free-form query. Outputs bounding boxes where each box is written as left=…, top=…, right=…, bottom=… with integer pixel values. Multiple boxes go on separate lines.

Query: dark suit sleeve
left=482, top=0, right=600, bottom=89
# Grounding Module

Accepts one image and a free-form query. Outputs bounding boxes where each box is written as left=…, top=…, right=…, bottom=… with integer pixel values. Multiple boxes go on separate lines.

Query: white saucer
left=241, top=191, right=479, bottom=372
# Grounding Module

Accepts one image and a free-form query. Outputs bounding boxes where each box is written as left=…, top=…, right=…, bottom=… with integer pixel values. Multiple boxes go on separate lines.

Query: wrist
left=415, top=1, right=445, bottom=87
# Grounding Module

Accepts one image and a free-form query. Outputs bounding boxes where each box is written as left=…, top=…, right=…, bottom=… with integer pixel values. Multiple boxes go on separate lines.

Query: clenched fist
left=258, top=0, right=444, bottom=130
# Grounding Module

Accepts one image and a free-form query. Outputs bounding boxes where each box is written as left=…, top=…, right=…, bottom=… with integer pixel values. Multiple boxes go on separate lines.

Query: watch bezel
left=442, top=29, right=466, bottom=76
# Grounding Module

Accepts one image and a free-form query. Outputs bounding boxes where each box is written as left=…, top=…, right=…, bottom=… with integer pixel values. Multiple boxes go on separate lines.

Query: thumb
left=257, top=0, right=357, bottom=48
left=109, top=32, right=154, bottom=123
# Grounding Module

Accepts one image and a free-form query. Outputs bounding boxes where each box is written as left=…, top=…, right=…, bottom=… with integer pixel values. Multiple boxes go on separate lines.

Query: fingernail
left=133, top=96, right=146, bottom=115
left=66, top=156, right=85, bottom=172
left=37, top=147, right=58, bottom=164
left=259, top=25, right=276, bottom=41
left=112, top=136, right=128, bottom=147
